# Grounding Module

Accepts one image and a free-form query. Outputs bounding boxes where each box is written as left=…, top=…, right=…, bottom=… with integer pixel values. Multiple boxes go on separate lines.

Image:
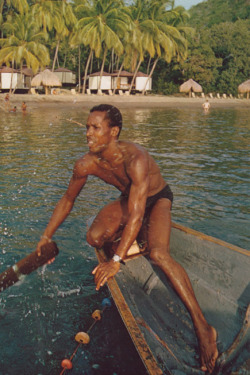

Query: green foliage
left=189, top=0, right=250, bottom=28
left=0, top=0, right=248, bottom=96
left=0, top=12, right=50, bottom=72
left=153, top=0, right=250, bottom=95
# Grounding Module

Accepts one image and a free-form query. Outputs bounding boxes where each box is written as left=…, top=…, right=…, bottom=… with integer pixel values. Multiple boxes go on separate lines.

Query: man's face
left=86, top=111, right=115, bottom=153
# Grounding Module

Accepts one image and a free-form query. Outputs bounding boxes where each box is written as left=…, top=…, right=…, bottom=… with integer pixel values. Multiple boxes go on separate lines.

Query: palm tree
left=50, top=1, right=76, bottom=71
left=0, top=0, right=28, bottom=19
left=125, top=0, right=158, bottom=94
left=142, top=1, right=192, bottom=94
left=30, top=0, right=61, bottom=33
left=74, top=0, right=128, bottom=92
left=0, top=12, right=50, bottom=74
left=0, top=0, right=28, bottom=33
left=124, top=0, right=192, bottom=95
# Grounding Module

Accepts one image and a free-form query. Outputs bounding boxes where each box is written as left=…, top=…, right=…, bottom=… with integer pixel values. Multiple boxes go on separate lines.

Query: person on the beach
left=21, top=101, right=27, bottom=113
left=9, top=106, right=16, bottom=113
left=4, top=93, right=10, bottom=110
left=202, top=99, right=210, bottom=112
left=36, top=104, right=218, bottom=373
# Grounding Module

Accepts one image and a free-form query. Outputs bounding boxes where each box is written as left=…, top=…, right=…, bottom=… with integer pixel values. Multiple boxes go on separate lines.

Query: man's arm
left=36, top=160, right=88, bottom=255
left=115, top=155, right=149, bottom=259
left=93, top=153, right=149, bottom=289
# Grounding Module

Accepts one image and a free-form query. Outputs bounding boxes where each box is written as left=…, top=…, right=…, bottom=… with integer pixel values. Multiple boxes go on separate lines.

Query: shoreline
left=1, top=92, right=249, bottom=110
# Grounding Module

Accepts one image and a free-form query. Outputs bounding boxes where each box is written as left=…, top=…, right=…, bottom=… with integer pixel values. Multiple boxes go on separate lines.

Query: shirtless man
left=21, top=101, right=27, bottom=113
left=202, top=99, right=211, bottom=112
left=36, top=104, right=218, bottom=373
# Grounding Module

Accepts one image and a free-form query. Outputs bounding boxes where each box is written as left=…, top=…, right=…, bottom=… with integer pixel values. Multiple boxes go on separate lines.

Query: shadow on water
left=0, top=105, right=249, bottom=374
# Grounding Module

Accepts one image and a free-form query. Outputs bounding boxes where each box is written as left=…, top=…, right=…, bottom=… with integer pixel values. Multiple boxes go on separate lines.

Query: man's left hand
left=92, top=261, right=120, bottom=290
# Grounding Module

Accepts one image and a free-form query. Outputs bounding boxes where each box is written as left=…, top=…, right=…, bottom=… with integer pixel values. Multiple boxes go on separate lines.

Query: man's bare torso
left=76, top=140, right=166, bottom=197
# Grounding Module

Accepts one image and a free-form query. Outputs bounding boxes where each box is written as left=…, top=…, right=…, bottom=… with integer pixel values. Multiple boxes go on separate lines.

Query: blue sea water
left=0, top=104, right=249, bottom=374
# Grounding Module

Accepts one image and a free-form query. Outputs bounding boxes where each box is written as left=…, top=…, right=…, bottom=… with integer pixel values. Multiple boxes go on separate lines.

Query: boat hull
left=96, top=222, right=250, bottom=375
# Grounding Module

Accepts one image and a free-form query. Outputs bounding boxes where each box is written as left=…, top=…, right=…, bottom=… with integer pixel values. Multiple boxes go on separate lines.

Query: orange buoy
left=92, top=309, right=102, bottom=321
left=61, top=359, right=73, bottom=369
left=75, top=331, right=90, bottom=344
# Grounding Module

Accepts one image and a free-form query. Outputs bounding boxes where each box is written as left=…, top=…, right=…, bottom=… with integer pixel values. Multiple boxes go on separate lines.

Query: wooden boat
left=96, top=222, right=250, bottom=375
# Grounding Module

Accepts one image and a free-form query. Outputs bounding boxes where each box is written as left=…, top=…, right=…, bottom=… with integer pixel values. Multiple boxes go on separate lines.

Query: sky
left=175, top=0, right=204, bottom=9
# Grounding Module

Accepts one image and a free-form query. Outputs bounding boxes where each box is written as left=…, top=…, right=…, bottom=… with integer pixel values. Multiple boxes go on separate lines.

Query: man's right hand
left=36, top=236, right=52, bottom=257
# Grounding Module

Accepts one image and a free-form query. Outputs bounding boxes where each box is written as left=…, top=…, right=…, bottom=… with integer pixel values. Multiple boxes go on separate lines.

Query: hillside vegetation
left=154, top=0, right=250, bottom=95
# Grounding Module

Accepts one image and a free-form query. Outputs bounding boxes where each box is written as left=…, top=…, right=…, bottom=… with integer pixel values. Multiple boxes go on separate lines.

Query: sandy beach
left=1, top=92, right=249, bottom=111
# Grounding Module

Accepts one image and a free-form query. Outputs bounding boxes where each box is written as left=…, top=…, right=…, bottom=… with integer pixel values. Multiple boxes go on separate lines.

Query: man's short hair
left=90, top=104, right=122, bottom=136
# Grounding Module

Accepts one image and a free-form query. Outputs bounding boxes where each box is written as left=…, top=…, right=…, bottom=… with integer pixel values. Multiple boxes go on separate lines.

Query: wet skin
left=36, top=110, right=218, bottom=372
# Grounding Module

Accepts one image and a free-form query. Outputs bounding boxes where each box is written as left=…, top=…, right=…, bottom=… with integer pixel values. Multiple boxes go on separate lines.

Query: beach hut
left=111, top=70, right=134, bottom=91
left=88, top=71, right=112, bottom=92
left=31, top=69, right=62, bottom=94
left=0, top=67, right=22, bottom=90
left=54, top=68, right=76, bottom=86
left=180, top=79, right=202, bottom=97
left=238, top=79, right=250, bottom=99
left=21, top=67, right=34, bottom=90
left=135, top=71, right=152, bottom=92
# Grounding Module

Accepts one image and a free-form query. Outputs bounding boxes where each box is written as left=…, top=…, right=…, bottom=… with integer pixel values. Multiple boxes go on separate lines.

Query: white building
left=135, top=72, right=152, bottom=91
left=86, top=70, right=152, bottom=93
left=54, top=68, right=76, bottom=85
left=111, top=70, right=134, bottom=91
left=88, top=71, right=112, bottom=91
left=0, top=67, right=23, bottom=89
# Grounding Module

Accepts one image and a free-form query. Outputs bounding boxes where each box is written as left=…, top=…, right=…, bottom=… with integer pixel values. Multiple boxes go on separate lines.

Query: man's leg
left=86, top=196, right=128, bottom=250
left=147, top=198, right=218, bottom=373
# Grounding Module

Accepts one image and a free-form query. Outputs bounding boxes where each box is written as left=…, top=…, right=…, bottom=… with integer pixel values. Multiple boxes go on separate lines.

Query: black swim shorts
left=145, top=184, right=173, bottom=215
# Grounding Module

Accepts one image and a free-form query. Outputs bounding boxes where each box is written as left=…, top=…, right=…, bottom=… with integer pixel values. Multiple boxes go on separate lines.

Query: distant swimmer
left=4, top=93, right=10, bottom=110
left=202, top=99, right=210, bottom=112
left=9, top=106, right=17, bottom=113
left=21, top=101, right=27, bottom=113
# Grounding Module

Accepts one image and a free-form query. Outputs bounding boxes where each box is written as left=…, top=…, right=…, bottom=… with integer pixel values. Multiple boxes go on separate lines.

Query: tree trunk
left=82, top=49, right=93, bottom=94
left=111, top=48, right=114, bottom=73
left=98, top=46, right=108, bottom=91
left=147, top=57, right=151, bottom=75
left=112, top=62, right=124, bottom=94
left=78, top=45, right=81, bottom=92
left=52, top=40, right=60, bottom=72
left=9, top=59, right=14, bottom=94
left=90, top=51, right=93, bottom=73
left=142, top=57, right=159, bottom=95
left=129, top=59, right=141, bottom=95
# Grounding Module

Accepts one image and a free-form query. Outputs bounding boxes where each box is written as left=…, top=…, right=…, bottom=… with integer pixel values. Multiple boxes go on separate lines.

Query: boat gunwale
left=172, top=222, right=249, bottom=256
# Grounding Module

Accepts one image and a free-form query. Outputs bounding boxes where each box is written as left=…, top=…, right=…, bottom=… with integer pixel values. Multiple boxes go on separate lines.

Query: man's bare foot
left=198, top=325, right=218, bottom=373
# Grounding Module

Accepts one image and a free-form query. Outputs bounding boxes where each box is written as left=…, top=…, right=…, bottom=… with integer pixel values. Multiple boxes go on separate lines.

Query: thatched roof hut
left=31, top=69, right=62, bottom=94
left=238, top=79, right=250, bottom=99
left=180, top=79, right=202, bottom=97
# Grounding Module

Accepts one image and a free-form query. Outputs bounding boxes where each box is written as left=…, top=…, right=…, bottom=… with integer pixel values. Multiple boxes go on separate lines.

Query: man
left=36, top=104, right=218, bottom=373
left=202, top=99, right=211, bottom=112
left=21, top=101, right=27, bottom=113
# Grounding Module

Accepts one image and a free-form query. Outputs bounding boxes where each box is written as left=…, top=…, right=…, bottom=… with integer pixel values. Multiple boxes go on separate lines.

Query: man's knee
left=149, top=247, right=171, bottom=265
left=86, top=227, right=103, bottom=248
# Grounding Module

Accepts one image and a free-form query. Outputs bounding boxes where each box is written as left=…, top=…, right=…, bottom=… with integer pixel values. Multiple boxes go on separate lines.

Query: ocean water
left=0, top=104, right=249, bottom=374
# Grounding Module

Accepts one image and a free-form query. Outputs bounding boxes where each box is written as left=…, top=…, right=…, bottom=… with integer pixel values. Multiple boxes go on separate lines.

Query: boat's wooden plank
left=170, top=225, right=250, bottom=320
left=172, top=222, right=249, bottom=256
left=95, top=249, right=163, bottom=375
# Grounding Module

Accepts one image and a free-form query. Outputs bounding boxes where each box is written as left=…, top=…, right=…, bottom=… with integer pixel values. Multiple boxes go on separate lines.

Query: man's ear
left=111, top=126, right=119, bottom=137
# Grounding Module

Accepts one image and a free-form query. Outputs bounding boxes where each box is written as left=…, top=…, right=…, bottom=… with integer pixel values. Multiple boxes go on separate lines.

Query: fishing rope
left=59, top=298, right=111, bottom=374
